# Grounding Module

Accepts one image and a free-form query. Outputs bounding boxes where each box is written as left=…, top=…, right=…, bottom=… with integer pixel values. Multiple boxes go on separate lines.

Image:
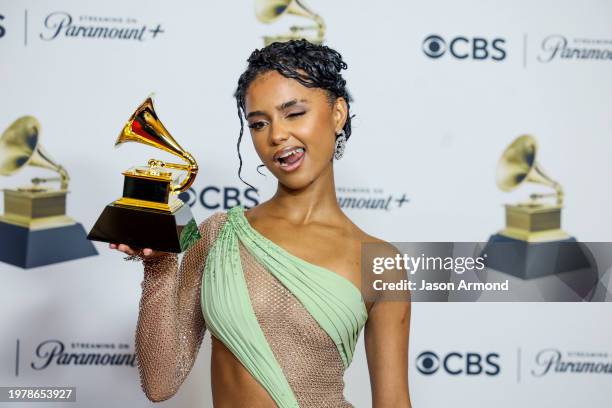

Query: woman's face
left=244, top=70, right=347, bottom=190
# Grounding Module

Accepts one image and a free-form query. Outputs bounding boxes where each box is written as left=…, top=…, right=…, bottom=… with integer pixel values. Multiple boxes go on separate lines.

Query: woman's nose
left=269, top=122, right=289, bottom=145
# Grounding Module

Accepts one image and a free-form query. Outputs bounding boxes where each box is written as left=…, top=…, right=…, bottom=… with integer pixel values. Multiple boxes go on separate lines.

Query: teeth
left=277, top=147, right=304, bottom=159
left=277, top=147, right=304, bottom=167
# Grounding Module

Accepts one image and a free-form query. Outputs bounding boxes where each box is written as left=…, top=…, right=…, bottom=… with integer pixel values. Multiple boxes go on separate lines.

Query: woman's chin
left=276, top=173, right=313, bottom=190
left=274, top=162, right=331, bottom=190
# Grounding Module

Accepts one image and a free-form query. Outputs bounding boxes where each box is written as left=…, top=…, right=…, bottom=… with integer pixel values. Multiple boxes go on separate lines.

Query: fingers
left=108, top=243, right=136, bottom=255
left=118, top=244, right=136, bottom=255
left=109, top=243, right=156, bottom=258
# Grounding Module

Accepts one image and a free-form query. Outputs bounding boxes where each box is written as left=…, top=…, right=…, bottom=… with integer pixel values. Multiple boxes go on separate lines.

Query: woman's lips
left=275, top=149, right=305, bottom=172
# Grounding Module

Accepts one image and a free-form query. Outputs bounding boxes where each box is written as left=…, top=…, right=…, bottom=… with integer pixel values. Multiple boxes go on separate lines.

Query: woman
left=111, top=39, right=411, bottom=408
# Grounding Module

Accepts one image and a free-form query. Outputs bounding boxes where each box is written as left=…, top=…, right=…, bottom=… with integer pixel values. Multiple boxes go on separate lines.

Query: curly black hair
left=233, top=39, right=353, bottom=191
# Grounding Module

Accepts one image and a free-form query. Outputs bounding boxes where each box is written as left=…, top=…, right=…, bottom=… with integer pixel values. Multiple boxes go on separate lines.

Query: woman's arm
left=133, top=213, right=223, bottom=402
left=364, top=244, right=412, bottom=408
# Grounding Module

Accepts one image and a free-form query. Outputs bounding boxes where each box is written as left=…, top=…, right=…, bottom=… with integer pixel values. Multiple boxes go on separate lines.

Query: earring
left=334, top=130, right=347, bottom=160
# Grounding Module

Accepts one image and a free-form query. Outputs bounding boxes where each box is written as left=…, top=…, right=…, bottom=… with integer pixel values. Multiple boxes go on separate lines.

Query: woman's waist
left=210, top=335, right=352, bottom=407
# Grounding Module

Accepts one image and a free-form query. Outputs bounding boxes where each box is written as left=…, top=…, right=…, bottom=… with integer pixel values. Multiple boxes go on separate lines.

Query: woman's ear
left=333, top=97, right=348, bottom=134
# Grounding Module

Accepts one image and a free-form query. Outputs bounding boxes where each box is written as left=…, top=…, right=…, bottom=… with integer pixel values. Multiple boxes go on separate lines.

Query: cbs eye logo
left=423, top=34, right=506, bottom=61
left=416, top=351, right=440, bottom=375
left=422, top=35, right=447, bottom=59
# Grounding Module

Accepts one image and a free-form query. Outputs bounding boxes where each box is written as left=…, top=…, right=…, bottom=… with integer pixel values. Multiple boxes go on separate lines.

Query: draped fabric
left=200, top=205, right=368, bottom=407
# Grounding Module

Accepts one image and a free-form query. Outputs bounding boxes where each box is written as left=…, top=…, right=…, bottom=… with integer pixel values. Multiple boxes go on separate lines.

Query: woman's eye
left=248, top=121, right=266, bottom=130
left=287, top=111, right=306, bottom=118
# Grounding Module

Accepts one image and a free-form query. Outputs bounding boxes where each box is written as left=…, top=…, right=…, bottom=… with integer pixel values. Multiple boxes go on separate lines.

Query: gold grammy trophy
left=0, top=116, right=97, bottom=268
left=255, top=0, right=326, bottom=45
left=483, top=135, right=589, bottom=279
left=87, top=96, right=201, bottom=253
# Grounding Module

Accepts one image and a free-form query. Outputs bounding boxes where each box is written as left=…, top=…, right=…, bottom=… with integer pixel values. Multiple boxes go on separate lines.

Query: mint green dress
left=200, top=205, right=368, bottom=407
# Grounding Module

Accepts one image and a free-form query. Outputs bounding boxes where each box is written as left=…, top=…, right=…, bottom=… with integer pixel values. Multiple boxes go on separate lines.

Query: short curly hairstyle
left=233, top=39, right=353, bottom=191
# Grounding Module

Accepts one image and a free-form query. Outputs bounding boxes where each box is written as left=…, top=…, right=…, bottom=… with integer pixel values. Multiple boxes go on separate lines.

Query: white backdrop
left=1, top=0, right=611, bottom=407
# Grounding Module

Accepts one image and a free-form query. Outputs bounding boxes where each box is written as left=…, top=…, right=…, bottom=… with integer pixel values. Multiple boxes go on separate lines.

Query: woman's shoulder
left=342, top=220, right=402, bottom=267
left=348, top=222, right=401, bottom=261
left=199, top=209, right=229, bottom=227
left=195, top=209, right=230, bottom=247
left=345, top=219, right=388, bottom=246
left=351, top=225, right=410, bottom=304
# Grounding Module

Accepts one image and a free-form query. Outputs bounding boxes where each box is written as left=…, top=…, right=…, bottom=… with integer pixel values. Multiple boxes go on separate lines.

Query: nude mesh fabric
left=136, top=211, right=354, bottom=407
left=239, top=238, right=354, bottom=407
left=135, top=212, right=222, bottom=400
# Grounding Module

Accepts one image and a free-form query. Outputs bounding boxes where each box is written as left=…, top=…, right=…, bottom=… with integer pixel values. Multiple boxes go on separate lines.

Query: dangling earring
left=334, top=130, right=347, bottom=160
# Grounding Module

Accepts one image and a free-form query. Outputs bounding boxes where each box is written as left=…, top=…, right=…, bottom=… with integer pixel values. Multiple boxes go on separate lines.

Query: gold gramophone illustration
left=0, top=116, right=97, bottom=268
left=255, top=0, right=326, bottom=45
left=496, top=135, right=567, bottom=242
left=483, top=134, right=589, bottom=279
left=87, top=96, right=201, bottom=253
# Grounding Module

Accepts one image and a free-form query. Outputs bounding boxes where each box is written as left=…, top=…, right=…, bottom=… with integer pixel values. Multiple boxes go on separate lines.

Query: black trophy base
left=482, top=234, right=591, bottom=280
left=87, top=203, right=200, bottom=253
left=0, top=221, right=98, bottom=269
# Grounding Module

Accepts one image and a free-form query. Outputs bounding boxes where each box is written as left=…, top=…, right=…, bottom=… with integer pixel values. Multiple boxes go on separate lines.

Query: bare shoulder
left=345, top=219, right=396, bottom=252
left=350, top=226, right=403, bottom=278
left=345, top=220, right=410, bottom=306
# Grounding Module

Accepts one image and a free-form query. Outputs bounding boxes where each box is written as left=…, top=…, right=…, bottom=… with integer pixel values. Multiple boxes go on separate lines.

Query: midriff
left=210, top=334, right=278, bottom=408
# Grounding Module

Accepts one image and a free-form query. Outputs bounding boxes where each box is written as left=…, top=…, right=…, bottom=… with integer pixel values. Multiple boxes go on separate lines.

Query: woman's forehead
left=245, top=71, right=325, bottom=109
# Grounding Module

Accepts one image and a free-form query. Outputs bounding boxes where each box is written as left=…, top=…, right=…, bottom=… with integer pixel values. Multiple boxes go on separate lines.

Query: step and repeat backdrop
left=1, top=0, right=611, bottom=407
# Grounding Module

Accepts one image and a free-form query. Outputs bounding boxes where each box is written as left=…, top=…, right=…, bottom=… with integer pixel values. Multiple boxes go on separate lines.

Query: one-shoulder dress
left=136, top=205, right=368, bottom=407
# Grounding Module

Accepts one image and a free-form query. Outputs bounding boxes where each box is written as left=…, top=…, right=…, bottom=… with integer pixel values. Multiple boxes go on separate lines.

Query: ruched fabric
left=201, top=205, right=368, bottom=407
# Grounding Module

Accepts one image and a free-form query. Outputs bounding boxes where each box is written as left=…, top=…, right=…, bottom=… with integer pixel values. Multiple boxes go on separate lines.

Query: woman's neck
left=267, top=163, right=343, bottom=225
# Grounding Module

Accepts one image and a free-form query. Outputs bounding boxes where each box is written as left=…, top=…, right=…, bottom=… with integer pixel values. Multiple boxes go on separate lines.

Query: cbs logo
left=416, top=351, right=500, bottom=376
left=179, top=186, right=259, bottom=210
left=422, top=34, right=506, bottom=61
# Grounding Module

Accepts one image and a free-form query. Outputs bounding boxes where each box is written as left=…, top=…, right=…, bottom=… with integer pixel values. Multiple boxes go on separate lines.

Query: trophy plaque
left=0, top=116, right=98, bottom=268
left=255, top=0, right=326, bottom=45
left=483, top=135, right=589, bottom=279
left=87, top=96, right=201, bottom=253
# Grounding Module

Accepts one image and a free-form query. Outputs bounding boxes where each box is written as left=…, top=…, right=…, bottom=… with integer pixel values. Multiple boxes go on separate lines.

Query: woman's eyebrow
left=246, top=99, right=308, bottom=119
left=276, top=98, right=308, bottom=111
left=246, top=110, right=265, bottom=119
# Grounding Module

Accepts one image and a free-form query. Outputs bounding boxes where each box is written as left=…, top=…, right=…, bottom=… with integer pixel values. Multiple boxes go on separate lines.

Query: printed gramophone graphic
left=87, top=96, right=201, bottom=253
left=483, top=135, right=589, bottom=279
left=0, top=116, right=97, bottom=268
left=255, top=0, right=326, bottom=45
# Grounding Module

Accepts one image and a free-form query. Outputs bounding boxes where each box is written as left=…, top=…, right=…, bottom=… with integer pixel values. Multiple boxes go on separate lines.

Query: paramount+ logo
left=422, top=34, right=507, bottom=61
left=416, top=351, right=501, bottom=376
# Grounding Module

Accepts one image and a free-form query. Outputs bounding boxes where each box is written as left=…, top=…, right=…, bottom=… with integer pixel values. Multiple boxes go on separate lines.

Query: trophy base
left=482, top=233, right=591, bottom=280
left=0, top=220, right=98, bottom=269
left=87, top=202, right=201, bottom=253
left=503, top=204, right=568, bottom=242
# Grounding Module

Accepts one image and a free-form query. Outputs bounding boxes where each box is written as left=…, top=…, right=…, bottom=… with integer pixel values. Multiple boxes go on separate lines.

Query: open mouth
left=274, top=147, right=305, bottom=171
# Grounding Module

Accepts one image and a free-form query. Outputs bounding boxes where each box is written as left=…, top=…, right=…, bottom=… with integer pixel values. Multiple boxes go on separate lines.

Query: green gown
left=201, top=205, right=368, bottom=407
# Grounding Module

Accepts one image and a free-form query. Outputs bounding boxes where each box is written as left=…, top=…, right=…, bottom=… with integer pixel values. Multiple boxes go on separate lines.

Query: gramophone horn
left=0, top=116, right=69, bottom=189
left=495, top=134, right=563, bottom=205
left=255, top=0, right=316, bottom=23
left=255, top=0, right=326, bottom=43
left=115, top=96, right=198, bottom=193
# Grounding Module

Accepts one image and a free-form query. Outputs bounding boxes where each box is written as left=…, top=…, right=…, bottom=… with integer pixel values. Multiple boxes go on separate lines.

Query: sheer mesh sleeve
left=134, top=211, right=226, bottom=402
